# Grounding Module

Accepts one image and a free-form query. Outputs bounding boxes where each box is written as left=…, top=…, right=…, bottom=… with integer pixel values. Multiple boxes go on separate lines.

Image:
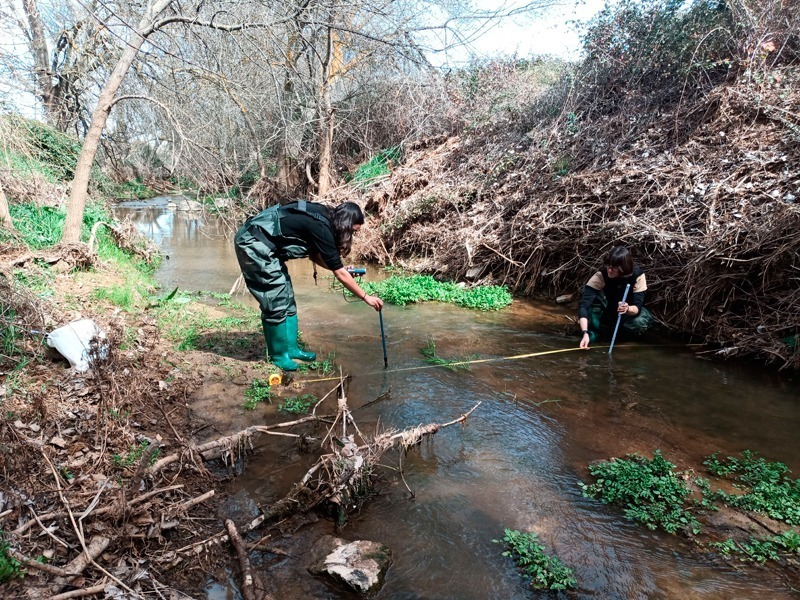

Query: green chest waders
left=234, top=200, right=331, bottom=370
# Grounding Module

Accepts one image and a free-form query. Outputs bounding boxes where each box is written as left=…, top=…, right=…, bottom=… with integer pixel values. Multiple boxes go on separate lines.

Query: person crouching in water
left=578, top=246, right=652, bottom=349
left=234, top=200, right=383, bottom=370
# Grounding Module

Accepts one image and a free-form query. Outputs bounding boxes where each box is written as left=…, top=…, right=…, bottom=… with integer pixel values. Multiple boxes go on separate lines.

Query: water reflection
left=115, top=201, right=800, bottom=599
left=114, top=197, right=239, bottom=293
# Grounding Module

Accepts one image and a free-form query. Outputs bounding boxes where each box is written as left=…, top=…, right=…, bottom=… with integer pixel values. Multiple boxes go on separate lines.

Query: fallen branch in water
left=226, top=518, right=272, bottom=600
left=147, top=414, right=333, bottom=476
left=268, top=396, right=482, bottom=526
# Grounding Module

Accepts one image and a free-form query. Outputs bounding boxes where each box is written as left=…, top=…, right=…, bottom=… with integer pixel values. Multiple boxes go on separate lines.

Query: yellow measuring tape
left=298, top=343, right=704, bottom=384
left=299, top=345, right=609, bottom=383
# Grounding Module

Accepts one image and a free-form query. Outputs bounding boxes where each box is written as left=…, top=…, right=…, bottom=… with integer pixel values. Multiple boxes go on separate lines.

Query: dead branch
left=62, top=535, right=110, bottom=575
left=172, top=490, right=215, bottom=515
left=147, top=415, right=333, bottom=476
left=7, top=549, right=71, bottom=577
left=13, top=485, right=184, bottom=536
left=226, top=518, right=272, bottom=600
left=168, top=513, right=266, bottom=560
left=49, top=582, right=109, bottom=600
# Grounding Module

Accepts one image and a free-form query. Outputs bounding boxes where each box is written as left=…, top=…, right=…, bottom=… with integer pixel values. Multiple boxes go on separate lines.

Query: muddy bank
left=0, top=245, right=475, bottom=597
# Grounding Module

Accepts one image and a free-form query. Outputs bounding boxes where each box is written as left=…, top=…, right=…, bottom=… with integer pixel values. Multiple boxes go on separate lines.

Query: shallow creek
left=115, top=198, right=800, bottom=599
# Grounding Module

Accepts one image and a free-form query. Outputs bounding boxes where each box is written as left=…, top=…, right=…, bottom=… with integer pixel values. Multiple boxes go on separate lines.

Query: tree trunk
left=316, top=21, right=336, bottom=198
left=61, top=0, right=175, bottom=243
left=21, top=0, right=56, bottom=124
left=317, top=94, right=334, bottom=198
left=0, top=182, right=14, bottom=231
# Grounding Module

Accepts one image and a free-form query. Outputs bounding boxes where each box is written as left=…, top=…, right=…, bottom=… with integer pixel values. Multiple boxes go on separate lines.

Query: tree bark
left=61, top=0, right=175, bottom=243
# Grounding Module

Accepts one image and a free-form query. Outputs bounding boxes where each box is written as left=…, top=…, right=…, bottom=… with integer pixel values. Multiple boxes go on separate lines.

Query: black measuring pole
left=379, top=309, right=388, bottom=369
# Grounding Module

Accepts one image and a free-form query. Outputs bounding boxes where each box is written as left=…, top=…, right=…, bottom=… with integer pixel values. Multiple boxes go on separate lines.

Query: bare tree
left=61, top=0, right=178, bottom=242
left=1, top=0, right=112, bottom=134
left=49, top=0, right=558, bottom=242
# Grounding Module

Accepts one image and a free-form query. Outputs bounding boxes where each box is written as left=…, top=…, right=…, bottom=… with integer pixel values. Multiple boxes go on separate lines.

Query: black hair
left=331, top=202, right=364, bottom=256
left=603, top=246, right=633, bottom=275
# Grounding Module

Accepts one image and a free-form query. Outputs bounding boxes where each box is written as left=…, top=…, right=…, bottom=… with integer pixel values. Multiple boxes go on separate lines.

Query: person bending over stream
left=234, top=199, right=383, bottom=370
left=578, top=246, right=652, bottom=349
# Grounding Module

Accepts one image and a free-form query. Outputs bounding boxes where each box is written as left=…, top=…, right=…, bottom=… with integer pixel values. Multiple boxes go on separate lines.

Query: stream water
left=115, top=198, right=800, bottom=599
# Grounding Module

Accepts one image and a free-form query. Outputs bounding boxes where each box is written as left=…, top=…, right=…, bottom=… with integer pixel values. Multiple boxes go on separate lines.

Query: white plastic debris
left=47, top=319, right=108, bottom=372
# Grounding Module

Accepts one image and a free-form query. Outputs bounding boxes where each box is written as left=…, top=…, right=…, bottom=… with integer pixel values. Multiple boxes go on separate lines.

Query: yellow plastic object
left=268, top=373, right=282, bottom=386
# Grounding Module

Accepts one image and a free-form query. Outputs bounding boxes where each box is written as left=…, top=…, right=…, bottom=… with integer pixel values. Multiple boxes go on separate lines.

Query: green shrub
left=112, top=178, right=158, bottom=200
left=1, top=115, right=81, bottom=182
left=8, top=200, right=117, bottom=251
left=580, top=450, right=700, bottom=534
left=496, top=528, right=576, bottom=590
left=112, top=440, right=159, bottom=469
left=581, top=0, right=737, bottom=101
left=446, top=58, right=570, bottom=130
left=91, top=282, right=142, bottom=311
left=8, top=204, right=63, bottom=249
left=21, top=118, right=81, bottom=179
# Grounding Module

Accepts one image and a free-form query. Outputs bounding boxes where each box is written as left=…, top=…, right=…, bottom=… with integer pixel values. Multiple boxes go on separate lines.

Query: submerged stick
left=226, top=519, right=256, bottom=600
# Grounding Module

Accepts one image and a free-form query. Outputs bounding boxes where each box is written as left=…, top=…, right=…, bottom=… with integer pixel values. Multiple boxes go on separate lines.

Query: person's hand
left=617, top=301, right=629, bottom=315
left=580, top=332, right=590, bottom=349
left=363, top=294, right=384, bottom=311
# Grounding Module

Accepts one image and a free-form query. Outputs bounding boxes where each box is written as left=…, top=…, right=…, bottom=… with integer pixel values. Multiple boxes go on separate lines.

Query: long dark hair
left=331, top=202, right=364, bottom=256
left=603, top=246, right=634, bottom=276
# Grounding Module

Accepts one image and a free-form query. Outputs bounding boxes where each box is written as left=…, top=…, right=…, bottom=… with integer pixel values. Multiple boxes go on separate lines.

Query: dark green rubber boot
left=264, top=319, right=298, bottom=371
left=286, top=314, right=316, bottom=362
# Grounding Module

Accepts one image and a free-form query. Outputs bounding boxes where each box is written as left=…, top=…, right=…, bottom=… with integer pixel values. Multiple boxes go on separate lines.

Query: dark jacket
left=578, top=266, right=647, bottom=322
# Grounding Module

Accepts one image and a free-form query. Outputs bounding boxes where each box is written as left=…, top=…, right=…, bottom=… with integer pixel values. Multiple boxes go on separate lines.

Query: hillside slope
left=354, top=65, right=800, bottom=369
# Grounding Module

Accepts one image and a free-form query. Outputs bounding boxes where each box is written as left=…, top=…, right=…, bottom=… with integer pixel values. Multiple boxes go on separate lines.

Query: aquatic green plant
left=495, top=528, right=576, bottom=590
left=279, top=394, right=317, bottom=414
left=580, top=450, right=701, bottom=534
left=703, top=451, right=800, bottom=525
left=297, top=352, right=336, bottom=375
left=709, top=530, right=800, bottom=564
left=361, top=274, right=512, bottom=310
left=419, top=336, right=475, bottom=371
left=244, top=379, right=274, bottom=410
